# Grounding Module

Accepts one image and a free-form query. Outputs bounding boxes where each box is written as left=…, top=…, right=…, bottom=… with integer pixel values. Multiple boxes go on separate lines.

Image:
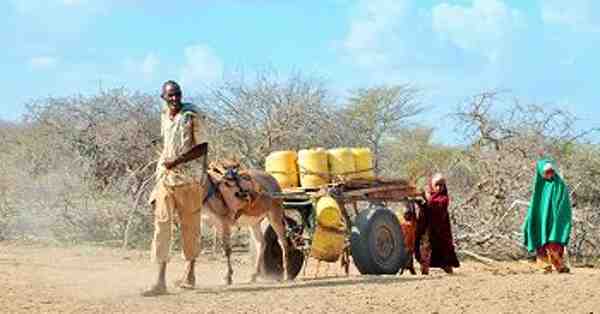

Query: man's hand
left=151, top=138, right=161, bottom=146
left=163, top=159, right=177, bottom=170
left=161, top=142, right=208, bottom=171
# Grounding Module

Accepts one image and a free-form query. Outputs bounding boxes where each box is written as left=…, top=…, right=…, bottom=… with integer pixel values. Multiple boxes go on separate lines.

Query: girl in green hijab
left=523, top=158, right=572, bottom=273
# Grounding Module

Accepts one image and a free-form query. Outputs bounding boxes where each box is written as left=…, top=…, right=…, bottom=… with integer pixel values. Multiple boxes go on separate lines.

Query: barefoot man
left=143, top=80, right=208, bottom=296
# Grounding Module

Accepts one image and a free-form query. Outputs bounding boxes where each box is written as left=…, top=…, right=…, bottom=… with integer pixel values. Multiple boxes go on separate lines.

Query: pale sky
left=2, top=0, right=598, bottom=144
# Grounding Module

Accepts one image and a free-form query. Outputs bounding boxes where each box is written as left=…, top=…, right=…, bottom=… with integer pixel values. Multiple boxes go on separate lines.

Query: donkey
left=202, top=167, right=291, bottom=285
left=163, top=143, right=291, bottom=285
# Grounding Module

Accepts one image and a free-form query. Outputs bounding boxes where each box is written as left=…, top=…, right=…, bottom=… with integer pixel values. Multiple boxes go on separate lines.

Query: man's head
left=161, top=80, right=183, bottom=110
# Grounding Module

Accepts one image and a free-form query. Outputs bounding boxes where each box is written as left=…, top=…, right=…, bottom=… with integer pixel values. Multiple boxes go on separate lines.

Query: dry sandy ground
left=1, top=242, right=599, bottom=314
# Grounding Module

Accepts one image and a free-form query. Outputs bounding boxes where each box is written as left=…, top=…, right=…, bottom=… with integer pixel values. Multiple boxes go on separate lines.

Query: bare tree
left=0, top=89, right=162, bottom=245
left=198, top=69, right=340, bottom=167
left=454, top=91, right=579, bottom=154
left=342, top=85, right=424, bottom=173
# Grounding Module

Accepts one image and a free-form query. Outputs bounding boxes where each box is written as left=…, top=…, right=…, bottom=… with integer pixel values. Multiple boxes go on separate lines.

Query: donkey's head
left=209, top=158, right=241, bottom=178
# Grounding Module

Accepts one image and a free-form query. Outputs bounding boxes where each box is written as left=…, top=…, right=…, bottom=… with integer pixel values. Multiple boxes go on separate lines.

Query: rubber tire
left=263, top=217, right=305, bottom=280
left=350, top=208, right=406, bottom=275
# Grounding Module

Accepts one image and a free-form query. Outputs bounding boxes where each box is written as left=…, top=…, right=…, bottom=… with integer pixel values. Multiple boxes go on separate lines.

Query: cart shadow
left=192, top=275, right=442, bottom=294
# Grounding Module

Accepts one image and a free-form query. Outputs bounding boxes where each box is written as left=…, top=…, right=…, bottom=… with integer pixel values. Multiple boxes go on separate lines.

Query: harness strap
left=203, top=176, right=216, bottom=205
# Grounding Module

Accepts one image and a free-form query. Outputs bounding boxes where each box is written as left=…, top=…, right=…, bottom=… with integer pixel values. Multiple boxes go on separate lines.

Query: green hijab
left=523, top=159, right=572, bottom=252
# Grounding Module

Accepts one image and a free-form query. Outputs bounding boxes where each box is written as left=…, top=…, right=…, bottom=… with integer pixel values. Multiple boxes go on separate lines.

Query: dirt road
left=1, top=242, right=598, bottom=313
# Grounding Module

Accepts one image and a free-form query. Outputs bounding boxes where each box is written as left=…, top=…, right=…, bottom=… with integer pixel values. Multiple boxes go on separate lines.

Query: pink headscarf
left=427, top=173, right=449, bottom=207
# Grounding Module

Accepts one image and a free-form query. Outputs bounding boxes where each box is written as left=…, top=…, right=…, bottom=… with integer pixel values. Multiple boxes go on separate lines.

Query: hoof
left=249, top=274, right=259, bottom=283
left=173, top=278, right=196, bottom=290
left=175, top=281, right=195, bottom=290
left=141, top=285, right=167, bottom=297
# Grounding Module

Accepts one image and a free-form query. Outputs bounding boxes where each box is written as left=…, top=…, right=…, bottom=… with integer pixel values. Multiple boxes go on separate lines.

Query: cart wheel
left=350, top=208, right=406, bottom=275
left=263, top=217, right=304, bottom=280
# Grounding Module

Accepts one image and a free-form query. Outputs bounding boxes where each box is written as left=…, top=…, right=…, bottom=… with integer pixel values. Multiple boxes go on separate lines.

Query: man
left=143, top=80, right=208, bottom=296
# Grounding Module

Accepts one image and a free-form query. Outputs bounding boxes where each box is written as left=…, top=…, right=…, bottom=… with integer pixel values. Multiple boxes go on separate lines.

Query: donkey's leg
left=212, top=226, right=220, bottom=255
left=249, top=224, right=265, bottom=283
left=268, top=211, right=289, bottom=281
left=221, top=223, right=234, bottom=285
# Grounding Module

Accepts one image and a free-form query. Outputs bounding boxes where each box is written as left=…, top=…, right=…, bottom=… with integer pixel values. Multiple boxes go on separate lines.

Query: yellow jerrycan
left=298, top=148, right=329, bottom=188
left=310, top=196, right=346, bottom=262
left=328, top=147, right=356, bottom=181
left=265, top=150, right=299, bottom=189
left=351, top=147, right=375, bottom=180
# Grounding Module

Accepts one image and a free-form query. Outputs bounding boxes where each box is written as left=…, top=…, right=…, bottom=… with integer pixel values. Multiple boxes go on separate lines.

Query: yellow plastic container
left=396, top=211, right=404, bottom=224
left=265, top=151, right=299, bottom=189
left=298, top=148, right=329, bottom=188
left=315, top=196, right=344, bottom=229
left=351, top=147, right=376, bottom=180
left=328, top=148, right=356, bottom=181
left=310, top=225, right=346, bottom=262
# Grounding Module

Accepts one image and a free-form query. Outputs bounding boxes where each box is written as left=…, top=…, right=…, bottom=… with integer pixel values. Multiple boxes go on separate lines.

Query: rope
left=330, top=167, right=375, bottom=176
left=296, top=166, right=375, bottom=177
left=268, top=170, right=298, bottom=175
left=298, top=165, right=330, bottom=179
left=269, top=166, right=374, bottom=177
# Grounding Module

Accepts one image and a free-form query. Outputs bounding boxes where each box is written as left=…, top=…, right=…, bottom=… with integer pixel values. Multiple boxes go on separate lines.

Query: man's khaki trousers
left=149, top=182, right=204, bottom=263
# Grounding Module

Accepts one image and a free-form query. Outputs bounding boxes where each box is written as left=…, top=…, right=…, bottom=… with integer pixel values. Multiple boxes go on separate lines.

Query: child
left=399, top=202, right=417, bottom=275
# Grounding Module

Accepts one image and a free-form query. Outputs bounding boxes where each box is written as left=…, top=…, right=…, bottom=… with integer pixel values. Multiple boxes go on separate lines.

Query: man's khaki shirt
left=155, top=104, right=207, bottom=187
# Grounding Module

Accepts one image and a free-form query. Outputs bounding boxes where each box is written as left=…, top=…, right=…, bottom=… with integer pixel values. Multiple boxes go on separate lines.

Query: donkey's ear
left=226, top=155, right=241, bottom=169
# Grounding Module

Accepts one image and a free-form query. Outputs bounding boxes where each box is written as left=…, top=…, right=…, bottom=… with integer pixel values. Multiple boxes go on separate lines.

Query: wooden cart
left=260, top=178, right=423, bottom=279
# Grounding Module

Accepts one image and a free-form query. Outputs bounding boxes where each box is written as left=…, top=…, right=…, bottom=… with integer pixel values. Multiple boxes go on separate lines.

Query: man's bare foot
left=141, top=284, right=167, bottom=297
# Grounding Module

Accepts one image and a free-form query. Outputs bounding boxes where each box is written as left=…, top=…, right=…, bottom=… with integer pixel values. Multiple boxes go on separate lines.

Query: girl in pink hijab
left=415, top=173, right=460, bottom=274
